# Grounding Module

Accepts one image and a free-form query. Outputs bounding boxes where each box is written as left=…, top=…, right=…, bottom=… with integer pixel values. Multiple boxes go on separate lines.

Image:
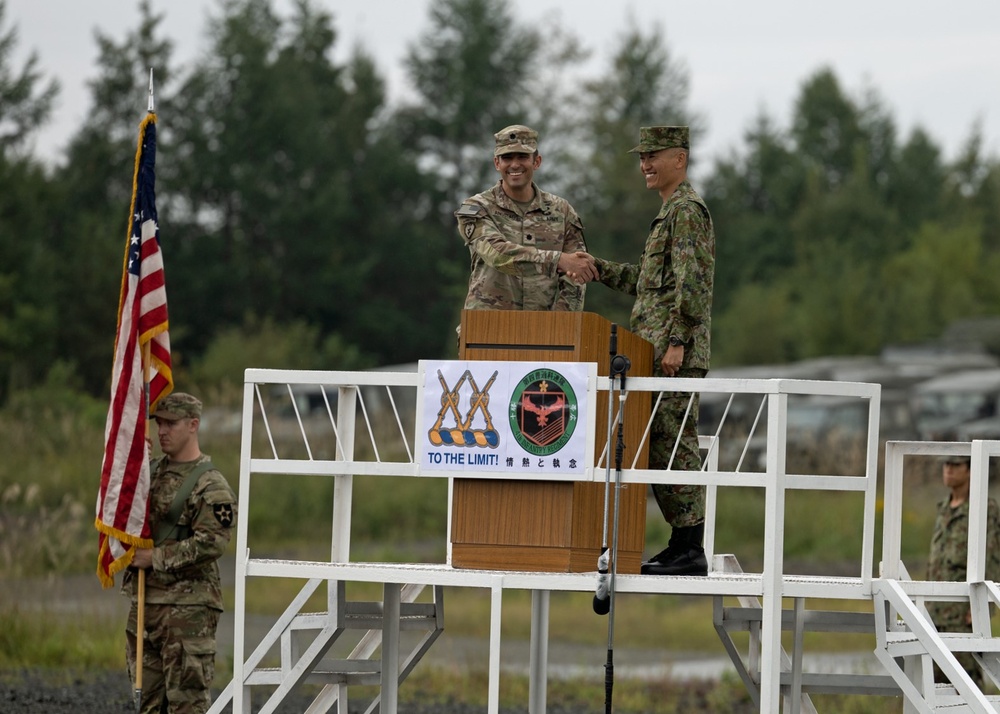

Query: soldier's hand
left=661, top=346, right=684, bottom=377
left=560, top=251, right=598, bottom=284
left=132, top=547, right=153, bottom=570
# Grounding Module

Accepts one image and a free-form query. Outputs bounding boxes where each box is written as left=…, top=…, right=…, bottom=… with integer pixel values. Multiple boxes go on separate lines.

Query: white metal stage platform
left=209, top=364, right=1000, bottom=713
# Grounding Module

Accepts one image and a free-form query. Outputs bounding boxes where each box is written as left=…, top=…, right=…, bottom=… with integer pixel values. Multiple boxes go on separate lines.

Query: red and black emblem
left=516, top=383, right=567, bottom=447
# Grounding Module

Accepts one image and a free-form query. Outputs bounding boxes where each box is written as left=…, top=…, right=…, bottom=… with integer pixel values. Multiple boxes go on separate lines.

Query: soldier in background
left=572, top=126, right=715, bottom=576
left=927, top=454, right=1000, bottom=687
left=123, top=392, right=237, bottom=713
left=455, top=124, right=597, bottom=320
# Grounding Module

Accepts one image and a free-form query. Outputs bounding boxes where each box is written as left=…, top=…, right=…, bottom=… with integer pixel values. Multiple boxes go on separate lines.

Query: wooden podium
left=452, top=310, right=653, bottom=574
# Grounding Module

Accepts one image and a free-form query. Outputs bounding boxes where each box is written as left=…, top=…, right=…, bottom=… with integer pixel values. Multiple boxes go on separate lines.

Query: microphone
left=593, top=547, right=611, bottom=615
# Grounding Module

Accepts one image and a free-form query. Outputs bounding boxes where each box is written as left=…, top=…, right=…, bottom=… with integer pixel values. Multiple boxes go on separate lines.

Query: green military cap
left=627, top=126, right=690, bottom=153
left=152, top=392, right=203, bottom=420
left=494, top=124, right=539, bottom=156
left=943, top=455, right=971, bottom=466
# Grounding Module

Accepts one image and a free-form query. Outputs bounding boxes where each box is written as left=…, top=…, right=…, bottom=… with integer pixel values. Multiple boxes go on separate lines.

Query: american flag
left=96, top=113, right=173, bottom=588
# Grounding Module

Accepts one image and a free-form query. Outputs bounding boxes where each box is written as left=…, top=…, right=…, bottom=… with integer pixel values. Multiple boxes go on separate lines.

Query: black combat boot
left=640, top=522, right=708, bottom=576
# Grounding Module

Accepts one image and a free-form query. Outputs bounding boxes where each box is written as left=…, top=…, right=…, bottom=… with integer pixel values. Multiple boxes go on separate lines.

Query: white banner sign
left=419, top=360, right=590, bottom=475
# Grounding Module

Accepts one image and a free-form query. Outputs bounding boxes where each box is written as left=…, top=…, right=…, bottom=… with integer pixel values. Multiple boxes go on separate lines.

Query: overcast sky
left=6, top=0, right=1000, bottom=169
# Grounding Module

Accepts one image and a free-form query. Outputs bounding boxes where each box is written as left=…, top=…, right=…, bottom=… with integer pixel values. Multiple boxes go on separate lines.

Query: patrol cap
left=943, top=455, right=971, bottom=466
left=627, top=126, right=690, bottom=154
left=494, top=124, right=539, bottom=156
left=152, top=392, right=203, bottom=421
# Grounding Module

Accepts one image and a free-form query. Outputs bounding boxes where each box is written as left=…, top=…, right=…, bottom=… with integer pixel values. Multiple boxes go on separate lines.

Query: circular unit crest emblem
left=508, top=368, right=578, bottom=456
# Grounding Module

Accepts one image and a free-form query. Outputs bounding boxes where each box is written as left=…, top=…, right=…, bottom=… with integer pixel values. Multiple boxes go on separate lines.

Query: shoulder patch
left=456, top=203, right=485, bottom=218
left=213, top=502, right=235, bottom=528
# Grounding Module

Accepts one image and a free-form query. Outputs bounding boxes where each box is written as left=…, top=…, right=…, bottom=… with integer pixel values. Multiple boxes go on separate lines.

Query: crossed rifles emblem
left=428, top=369, right=500, bottom=448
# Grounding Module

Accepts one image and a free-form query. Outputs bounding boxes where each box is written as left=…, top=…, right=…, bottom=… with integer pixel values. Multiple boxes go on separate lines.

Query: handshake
left=559, top=251, right=599, bottom=285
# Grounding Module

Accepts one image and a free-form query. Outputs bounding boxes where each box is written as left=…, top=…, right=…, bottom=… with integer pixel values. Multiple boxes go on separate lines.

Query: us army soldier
left=455, top=124, right=596, bottom=316
left=123, top=392, right=237, bottom=714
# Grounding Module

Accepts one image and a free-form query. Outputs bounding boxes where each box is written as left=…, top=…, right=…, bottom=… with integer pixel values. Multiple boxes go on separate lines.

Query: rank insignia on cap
left=494, top=124, right=539, bottom=156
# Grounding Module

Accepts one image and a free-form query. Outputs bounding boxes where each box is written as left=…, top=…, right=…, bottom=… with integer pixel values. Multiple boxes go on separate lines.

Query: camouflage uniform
left=595, top=128, right=714, bottom=528
left=456, top=125, right=587, bottom=313
left=122, top=394, right=237, bottom=714
left=926, top=495, right=1000, bottom=686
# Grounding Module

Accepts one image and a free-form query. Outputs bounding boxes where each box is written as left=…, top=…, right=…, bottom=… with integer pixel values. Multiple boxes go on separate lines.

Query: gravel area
left=0, top=668, right=746, bottom=713
left=0, top=670, right=388, bottom=713
left=1, top=670, right=136, bottom=714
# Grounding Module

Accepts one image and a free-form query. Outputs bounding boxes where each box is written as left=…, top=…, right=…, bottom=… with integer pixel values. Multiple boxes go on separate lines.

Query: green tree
left=0, top=0, right=60, bottom=402
left=165, top=0, right=453, bottom=364
left=398, top=0, right=546, bottom=206
left=712, top=281, right=798, bottom=365
left=886, top=127, right=946, bottom=232
left=790, top=68, right=866, bottom=190
left=189, top=315, right=369, bottom=396
left=705, top=113, right=807, bottom=316
left=880, top=220, right=1000, bottom=345
left=704, top=67, right=974, bottom=365
left=945, top=125, right=1000, bottom=254
left=393, top=0, right=590, bottom=332
left=0, top=0, right=57, bottom=158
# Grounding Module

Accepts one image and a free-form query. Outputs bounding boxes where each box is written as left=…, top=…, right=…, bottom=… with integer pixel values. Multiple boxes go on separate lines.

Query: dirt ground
left=2, top=668, right=710, bottom=713
left=0, top=669, right=464, bottom=713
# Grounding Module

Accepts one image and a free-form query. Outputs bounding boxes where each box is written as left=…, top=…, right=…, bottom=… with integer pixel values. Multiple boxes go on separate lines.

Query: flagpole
left=132, top=67, right=156, bottom=714
left=135, top=342, right=150, bottom=712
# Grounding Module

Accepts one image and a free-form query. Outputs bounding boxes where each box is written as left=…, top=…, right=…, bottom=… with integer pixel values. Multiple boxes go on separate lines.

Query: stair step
left=721, top=606, right=875, bottom=633
left=345, top=602, right=439, bottom=617
left=926, top=692, right=1000, bottom=711
left=282, top=605, right=441, bottom=633
left=343, top=614, right=443, bottom=630
left=245, top=662, right=383, bottom=687
left=775, top=672, right=900, bottom=696
left=886, top=631, right=1000, bottom=657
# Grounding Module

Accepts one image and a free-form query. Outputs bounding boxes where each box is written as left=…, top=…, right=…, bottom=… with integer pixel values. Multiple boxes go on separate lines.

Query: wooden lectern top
left=459, top=309, right=653, bottom=380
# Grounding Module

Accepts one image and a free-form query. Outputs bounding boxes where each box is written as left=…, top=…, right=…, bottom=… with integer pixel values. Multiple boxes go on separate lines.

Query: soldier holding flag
left=97, top=80, right=235, bottom=713
left=123, top=392, right=236, bottom=714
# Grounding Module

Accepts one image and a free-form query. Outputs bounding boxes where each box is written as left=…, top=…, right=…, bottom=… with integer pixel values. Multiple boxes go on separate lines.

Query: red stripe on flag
left=95, top=114, right=173, bottom=588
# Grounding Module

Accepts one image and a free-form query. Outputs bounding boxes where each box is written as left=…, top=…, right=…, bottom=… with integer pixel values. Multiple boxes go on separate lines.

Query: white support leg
left=789, top=597, right=805, bottom=714
left=760, top=392, right=788, bottom=713
left=381, top=583, right=401, bottom=714
left=529, top=589, right=550, bottom=714
left=489, top=582, right=503, bottom=714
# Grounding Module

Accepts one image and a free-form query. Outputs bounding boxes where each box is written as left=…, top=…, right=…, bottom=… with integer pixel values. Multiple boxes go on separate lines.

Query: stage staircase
left=713, top=551, right=1000, bottom=713
left=208, top=580, right=444, bottom=714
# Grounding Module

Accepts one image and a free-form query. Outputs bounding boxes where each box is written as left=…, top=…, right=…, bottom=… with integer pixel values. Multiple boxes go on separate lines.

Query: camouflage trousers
left=929, top=604, right=984, bottom=687
left=648, top=367, right=706, bottom=528
left=126, top=602, right=220, bottom=714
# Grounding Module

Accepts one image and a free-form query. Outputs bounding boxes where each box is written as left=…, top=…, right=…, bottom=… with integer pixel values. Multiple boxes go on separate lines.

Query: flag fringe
left=139, top=321, right=169, bottom=347
left=95, top=517, right=154, bottom=589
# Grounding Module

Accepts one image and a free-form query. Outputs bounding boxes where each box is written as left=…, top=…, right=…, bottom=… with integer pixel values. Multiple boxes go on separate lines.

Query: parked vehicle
left=912, top=368, right=1000, bottom=441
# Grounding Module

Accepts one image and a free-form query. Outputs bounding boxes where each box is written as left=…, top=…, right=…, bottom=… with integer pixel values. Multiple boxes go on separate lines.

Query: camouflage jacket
left=594, top=180, right=714, bottom=372
left=455, top=180, right=587, bottom=312
left=926, top=495, right=1000, bottom=627
left=122, top=453, right=237, bottom=610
